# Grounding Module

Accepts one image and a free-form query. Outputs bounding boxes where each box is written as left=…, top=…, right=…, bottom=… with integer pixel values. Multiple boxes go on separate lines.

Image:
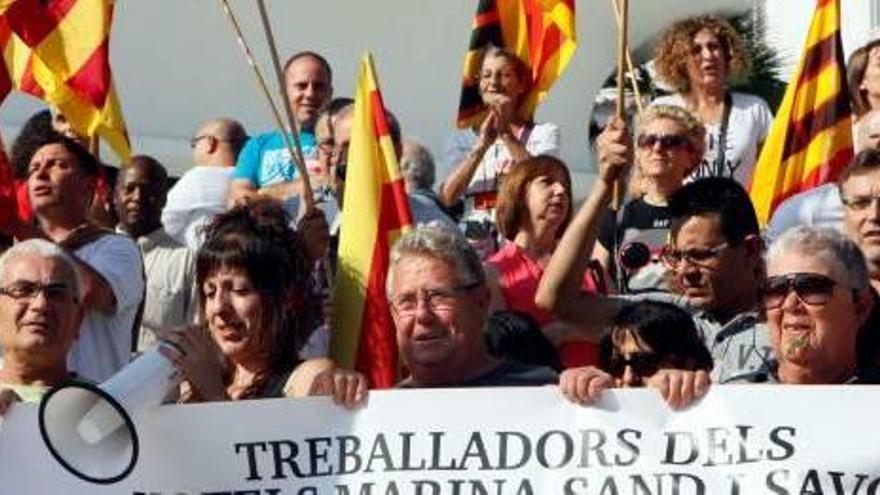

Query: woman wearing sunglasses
left=762, top=226, right=879, bottom=384
left=559, top=301, right=712, bottom=409
left=594, top=105, right=705, bottom=294
left=652, top=16, right=772, bottom=187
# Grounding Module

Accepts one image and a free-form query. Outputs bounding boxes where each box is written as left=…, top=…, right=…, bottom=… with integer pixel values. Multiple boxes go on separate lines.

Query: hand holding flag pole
left=217, top=0, right=315, bottom=210
left=613, top=0, right=629, bottom=210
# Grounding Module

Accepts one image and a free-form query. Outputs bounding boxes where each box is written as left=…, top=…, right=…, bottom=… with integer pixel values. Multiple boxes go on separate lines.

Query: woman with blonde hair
left=652, top=15, right=772, bottom=187
left=595, top=105, right=705, bottom=294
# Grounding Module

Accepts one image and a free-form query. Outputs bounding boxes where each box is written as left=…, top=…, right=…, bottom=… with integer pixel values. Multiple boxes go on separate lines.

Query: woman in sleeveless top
left=161, top=199, right=349, bottom=401
left=485, top=156, right=601, bottom=367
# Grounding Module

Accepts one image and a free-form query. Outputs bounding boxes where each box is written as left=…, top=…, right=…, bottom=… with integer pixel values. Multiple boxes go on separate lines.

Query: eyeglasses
left=389, top=282, right=481, bottom=317
left=189, top=135, right=214, bottom=148
left=606, top=353, right=665, bottom=378
left=660, top=243, right=729, bottom=268
left=636, top=133, right=691, bottom=151
left=0, top=281, right=75, bottom=304
left=840, top=194, right=880, bottom=212
left=760, top=272, right=837, bottom=310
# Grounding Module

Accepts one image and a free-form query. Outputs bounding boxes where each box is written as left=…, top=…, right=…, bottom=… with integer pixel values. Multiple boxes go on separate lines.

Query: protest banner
left=0, top=386, right=877, bottom=494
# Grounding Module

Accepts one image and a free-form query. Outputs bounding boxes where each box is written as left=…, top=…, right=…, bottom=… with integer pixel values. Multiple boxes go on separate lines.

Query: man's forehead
left=286, top=56, right=330, bottom=82
left=841, top=167, right=880, bottom=193
left=1, top=255, right=65, bottom=282
left=671, top=214, right=725, bottom=244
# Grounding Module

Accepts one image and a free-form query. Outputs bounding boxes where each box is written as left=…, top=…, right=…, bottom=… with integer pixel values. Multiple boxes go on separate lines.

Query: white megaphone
left=38, top=345, right=181, bottom=484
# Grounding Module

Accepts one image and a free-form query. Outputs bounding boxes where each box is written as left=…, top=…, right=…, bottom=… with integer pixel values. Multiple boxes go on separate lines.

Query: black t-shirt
left=598, top=198, right=672, bottom=293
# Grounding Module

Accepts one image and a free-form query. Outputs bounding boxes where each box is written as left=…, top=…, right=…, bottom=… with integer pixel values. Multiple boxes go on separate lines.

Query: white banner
left=0, top=386, right=878, bottom=494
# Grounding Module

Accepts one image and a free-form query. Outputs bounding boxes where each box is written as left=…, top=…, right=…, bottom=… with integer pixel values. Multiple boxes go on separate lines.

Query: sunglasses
left=760, top=272, right=837, bottom=310
left=636, top=133, right=691, bottom=151
left=606, top=353, right=665, bottom=378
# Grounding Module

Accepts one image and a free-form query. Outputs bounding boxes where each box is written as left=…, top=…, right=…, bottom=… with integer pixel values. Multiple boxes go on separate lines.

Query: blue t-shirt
left=232, top=130, right=317, bottom=188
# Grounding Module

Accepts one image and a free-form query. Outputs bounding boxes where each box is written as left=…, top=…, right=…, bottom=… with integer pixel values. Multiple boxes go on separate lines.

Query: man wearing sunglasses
left=538, top=120, right=772, bottom=389
left=762, top=227, right=878, bottom=383
left=0, top=239, right=85, bottom=414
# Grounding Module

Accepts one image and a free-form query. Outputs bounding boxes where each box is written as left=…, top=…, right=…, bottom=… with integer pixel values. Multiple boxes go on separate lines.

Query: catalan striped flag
left=749, top=0, right=852, bottom=226
left=457, top=0, right=577, bottom=128
left=331, top=53, right=413, bottom=389
left=2, top=0, right=131, bottom=162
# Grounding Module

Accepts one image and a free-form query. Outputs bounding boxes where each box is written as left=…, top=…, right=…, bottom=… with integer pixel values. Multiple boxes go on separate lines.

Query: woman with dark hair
left=485, top=155, right=600, bottom=367
left=560, top=301, right=713, bottom=408
left=848, top=33, right=880, bottom=119
left=652, top=15, right=772, bottom=187
left=440, top=46, right=561, bottom=229
left=160, top=198, right=362, bottom=402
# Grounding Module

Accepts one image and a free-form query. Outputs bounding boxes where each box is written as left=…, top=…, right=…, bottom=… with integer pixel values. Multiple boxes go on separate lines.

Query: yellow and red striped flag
left=3, top=0, right=130, bottom=162
left=331, top=53, right=413, bottom=389
left=457, top=0, right=577, bottom=128
left=749, top=0, right=852, bottom=226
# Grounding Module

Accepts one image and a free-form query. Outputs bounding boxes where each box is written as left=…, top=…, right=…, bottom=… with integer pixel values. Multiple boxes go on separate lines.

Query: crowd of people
left=1, top=14, right=880, bottom=420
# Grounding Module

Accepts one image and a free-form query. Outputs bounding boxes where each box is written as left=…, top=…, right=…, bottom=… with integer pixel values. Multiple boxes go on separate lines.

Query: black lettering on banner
left=597, top=475, right=619, bottom=495
left=400, top=432, right=427, bottom=471
left=334, top=482, right=375, bottom=495
left=704, top=427, right=734, bottom=467
left=306, top=437, right=333, bottom=477
left=662, top=432, right=700, bottom=465
left=364, top=434, right=396, bottom=473
left=234, top=442, right=268, bottom=481
left=615, top=429, right=641, bottom=466
left=629, top=473, right=664, bottom=493
left=338, top=435, right=363, bottom=474
left=412, top=480, right=440, bottom=494
left=766, top=469, right=790, bottom=495
left=459, top=433, right=492, bottom=470
left=268, top=440, right=303, bottom=479
left=429, top=431, right=462, bottom=470
left=670, top=473, right=705, bottom=495
left=563, top=477, right=588, bottom=495
left=727, top=473, right=746, bottom=495
left=767, top=426, right=796, bottom=461
left=578, top=429, right=610, bottom=468
left=734, top=426, right=762, bottom=464
left=497, top=431, right=531, bottom=470
left=536, top=430, right=574, bottom=469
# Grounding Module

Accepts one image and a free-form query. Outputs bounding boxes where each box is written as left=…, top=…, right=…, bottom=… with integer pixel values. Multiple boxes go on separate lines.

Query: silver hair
left=400, top=139, right=436, bottom=191
left=0, top=239, right=83, bottom=302
left=766, top=226, right=869, bottom=291
left=387, top=224, right=485, bottom=297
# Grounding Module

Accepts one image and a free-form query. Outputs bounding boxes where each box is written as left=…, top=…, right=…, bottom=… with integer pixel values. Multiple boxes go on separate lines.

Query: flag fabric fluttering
left=2, top=0, right=131, bottom=162
left=749, top=0, right=852, bottom=226
left=331, top=53, right=413, bottom=389
left=457, top=0, right=576, bottom=128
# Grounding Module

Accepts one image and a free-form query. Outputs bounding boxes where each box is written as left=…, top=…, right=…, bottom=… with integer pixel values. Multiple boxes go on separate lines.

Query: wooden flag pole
left=613, top=0, right=629, bottom=210
left=217, top=0, right=314, bottom=209
left=254, top=0, right=315, bottom=210
left=612, top=0, right=642, bottom=114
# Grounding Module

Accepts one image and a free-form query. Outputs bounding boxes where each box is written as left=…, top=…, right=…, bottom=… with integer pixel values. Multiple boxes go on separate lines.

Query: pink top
left=487, top=242, right=599, bottom=367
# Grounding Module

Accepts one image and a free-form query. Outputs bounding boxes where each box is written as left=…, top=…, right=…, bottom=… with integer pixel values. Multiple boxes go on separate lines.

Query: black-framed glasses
left=389, top=281, right=481, bottom=317
left=606, top=353, right=665, bottom=378
left=660, top=243, right=729, bottom=268
left=840, top=194, right=880, bottom=212
left=0, top=281, right=75, bottom=303
left=636, top=133, right=691, bottom=151
left=760, top=272, right=837, bottom=310
left=189, top=135, right=213, bottom=148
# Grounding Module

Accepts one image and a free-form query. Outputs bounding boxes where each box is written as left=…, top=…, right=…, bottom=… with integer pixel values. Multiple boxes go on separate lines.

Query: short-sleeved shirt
left=652, top=92, right=773, bottom=188
left=598, top=198, right=672, bottom=293
left=68, top=234, right=145, bottom=382
left=620, top=293, right=774, bottom=384
left=232, top=130, right=317, bottom=188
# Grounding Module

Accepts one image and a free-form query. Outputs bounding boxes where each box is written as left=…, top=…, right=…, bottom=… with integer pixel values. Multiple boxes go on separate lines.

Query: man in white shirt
left=26, top=133, right=143, bottom=382
left=116, top=155, right=196, bottom=351
left=162, top=118, right=247, bottom=249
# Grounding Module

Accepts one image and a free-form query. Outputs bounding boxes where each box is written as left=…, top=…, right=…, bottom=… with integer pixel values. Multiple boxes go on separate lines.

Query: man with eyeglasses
left=163, top=118, right=247, bottom=249
left=388, top=225, right=557, bottom=387
left=0, top=239, right=85, bottom=414
left=761, top=227, right=879, bottom=384
left=537, top=120, right=772, bottom=388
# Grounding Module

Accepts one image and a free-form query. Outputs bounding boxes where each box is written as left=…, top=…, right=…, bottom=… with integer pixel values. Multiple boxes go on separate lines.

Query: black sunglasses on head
left=760, top=272, right=837, bottom=310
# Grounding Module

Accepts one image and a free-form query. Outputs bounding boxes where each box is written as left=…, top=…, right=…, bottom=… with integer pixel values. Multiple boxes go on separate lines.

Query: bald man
left=162, top=118, right=247, bottom=249
left=116, top=155, right=196, bottom=350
